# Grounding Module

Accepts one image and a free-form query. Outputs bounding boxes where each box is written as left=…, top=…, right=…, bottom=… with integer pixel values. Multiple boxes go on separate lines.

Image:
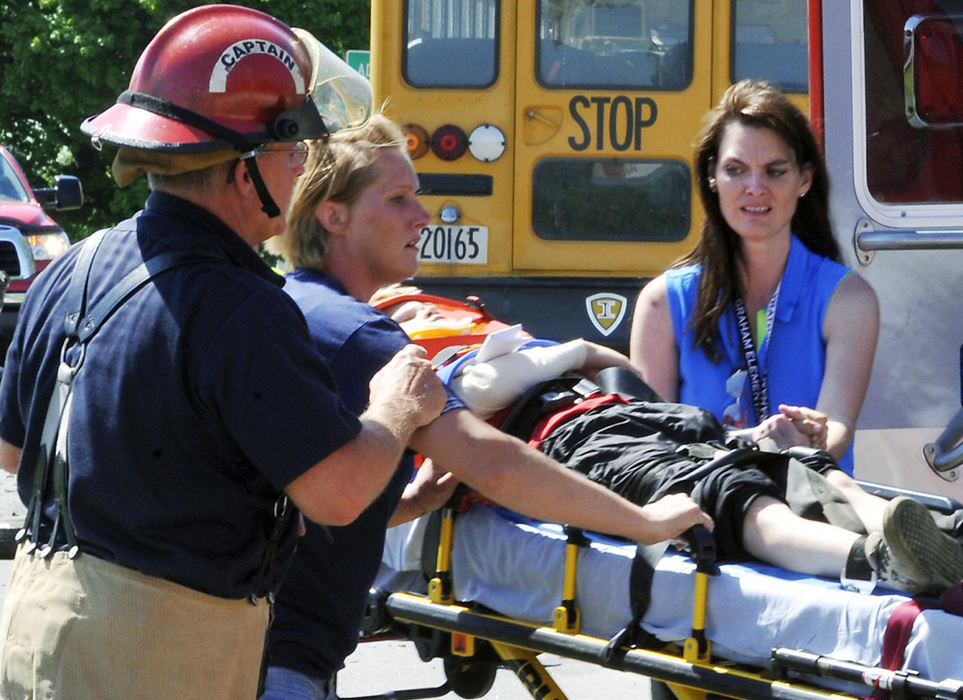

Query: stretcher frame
left=351, top=485, right=963, bottom=700
left=344, top=299, right=963, bottom=698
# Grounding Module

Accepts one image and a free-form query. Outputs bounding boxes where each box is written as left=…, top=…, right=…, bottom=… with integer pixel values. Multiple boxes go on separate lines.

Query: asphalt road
left=0, top=470, right=654, bottom=698
left=0, top=470, right=22, bottom=559
left=338, top=639, right=657, bottom=699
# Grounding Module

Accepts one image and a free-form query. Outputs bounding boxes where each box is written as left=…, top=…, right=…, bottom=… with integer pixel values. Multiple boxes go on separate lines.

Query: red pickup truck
left=0, top=144, right=83, bottom=355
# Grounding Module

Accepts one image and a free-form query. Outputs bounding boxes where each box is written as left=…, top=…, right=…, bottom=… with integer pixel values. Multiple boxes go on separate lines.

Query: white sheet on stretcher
left=376, top=504, right=963, bottom=684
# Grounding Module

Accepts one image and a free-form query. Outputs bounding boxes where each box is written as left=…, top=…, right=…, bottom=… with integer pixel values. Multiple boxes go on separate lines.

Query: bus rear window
left=404, top=0, right=499, bottom=88
left=731, top=0, right=808, bottom=93
left=536, top=0, right=693, bottom=90
left=532, top=158, right=690, bottom=242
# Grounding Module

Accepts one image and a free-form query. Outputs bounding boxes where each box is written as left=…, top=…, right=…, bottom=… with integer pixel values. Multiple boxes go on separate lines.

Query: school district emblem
left=585, top=293, right=627, bottom=337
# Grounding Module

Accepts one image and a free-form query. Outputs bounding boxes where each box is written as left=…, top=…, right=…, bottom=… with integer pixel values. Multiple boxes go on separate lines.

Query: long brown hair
left=679, top=79, right=839, bottom=361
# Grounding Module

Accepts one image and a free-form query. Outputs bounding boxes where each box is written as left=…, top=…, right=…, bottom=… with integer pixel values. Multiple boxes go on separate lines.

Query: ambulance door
left=820, top=0, right=963, bottom=497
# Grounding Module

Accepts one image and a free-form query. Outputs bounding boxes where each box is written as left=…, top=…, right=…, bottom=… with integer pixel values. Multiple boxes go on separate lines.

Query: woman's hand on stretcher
left=638, top=493, right=714, bottom=545
left=388, top=458, right=459, bottom=527
left=751, top=405, right=828, bottom=451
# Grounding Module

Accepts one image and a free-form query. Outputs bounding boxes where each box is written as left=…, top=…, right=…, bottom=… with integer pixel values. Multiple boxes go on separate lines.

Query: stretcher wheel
left=442, top=658, right=497, bottom=698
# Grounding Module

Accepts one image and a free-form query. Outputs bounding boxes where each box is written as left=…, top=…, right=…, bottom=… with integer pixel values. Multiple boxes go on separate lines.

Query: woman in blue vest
left=631, top=80, right=879, bottom=519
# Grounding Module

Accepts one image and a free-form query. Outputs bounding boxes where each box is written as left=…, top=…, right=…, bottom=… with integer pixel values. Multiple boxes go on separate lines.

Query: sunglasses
left=228, top=141, right=310, bottom=184
left=722, top=367, right=748, bottom=428
left=257, top=141, right=309, bottom=167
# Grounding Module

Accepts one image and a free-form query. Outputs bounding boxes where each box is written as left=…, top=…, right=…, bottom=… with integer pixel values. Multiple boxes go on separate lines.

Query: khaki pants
left=0, top=544, right=269, bottom=699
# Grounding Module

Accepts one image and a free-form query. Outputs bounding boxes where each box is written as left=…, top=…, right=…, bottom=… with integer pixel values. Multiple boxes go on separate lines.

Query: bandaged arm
left=450, top=340, right=588, bottom=416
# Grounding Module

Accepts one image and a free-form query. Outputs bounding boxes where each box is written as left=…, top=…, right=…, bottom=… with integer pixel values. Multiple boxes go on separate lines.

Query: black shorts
left=538, top=401, right=796, bottom=560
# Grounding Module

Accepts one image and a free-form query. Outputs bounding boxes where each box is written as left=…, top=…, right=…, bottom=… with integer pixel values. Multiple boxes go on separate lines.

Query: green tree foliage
left=0, top=0, right=371, bottom=239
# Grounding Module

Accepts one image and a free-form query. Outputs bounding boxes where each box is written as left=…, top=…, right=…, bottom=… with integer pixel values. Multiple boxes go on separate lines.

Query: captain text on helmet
left=0, top=5, right=446, bottom=700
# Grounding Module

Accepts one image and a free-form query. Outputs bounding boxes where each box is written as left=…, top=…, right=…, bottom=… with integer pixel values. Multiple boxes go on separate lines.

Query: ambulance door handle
left=856, top=229, right=963, bottom=251
left=923, top=407, right=963, bottom=483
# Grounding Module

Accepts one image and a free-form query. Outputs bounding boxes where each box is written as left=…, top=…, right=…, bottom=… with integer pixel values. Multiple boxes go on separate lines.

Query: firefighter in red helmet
left=81, top=3, right=371, bottom=220
left=0, top=6, right=445, bottom=699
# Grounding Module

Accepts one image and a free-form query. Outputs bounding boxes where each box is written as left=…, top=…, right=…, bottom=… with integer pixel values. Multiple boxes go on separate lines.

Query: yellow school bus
left=370, top=0, right=808, bottom=349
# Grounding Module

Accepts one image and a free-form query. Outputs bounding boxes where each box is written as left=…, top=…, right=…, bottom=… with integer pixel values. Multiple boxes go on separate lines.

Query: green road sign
left=346, top=50, right=370, bottom=79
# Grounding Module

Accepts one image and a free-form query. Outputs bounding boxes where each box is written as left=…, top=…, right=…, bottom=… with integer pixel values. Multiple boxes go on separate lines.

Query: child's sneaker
left=868, top=497, right=963, bottom=594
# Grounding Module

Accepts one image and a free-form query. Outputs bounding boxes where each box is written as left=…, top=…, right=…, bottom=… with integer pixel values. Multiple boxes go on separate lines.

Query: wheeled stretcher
left=358, top=487, right=963, bottom=700
left=353, top=293, right=963, bottom=698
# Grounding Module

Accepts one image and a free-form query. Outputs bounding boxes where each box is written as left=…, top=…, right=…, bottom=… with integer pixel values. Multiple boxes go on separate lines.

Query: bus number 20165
left=418, top=226, right=489, bottom=264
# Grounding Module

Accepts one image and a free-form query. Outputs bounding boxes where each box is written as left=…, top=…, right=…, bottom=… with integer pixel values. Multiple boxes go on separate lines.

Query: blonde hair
left=273, top=114, right=408, bottom=269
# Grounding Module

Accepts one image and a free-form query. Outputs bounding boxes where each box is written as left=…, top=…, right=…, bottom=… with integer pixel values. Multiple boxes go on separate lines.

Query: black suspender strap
left=75, top=248, right=207, bottom=342
left=250, top=495, right=291, bottom=605
left=17, top=232, right=210, bottom=558
left=18, top=229, right=107, bottom=553
left=18, top=358, right=78, bottom=554
left=62, top=229, right=108, bottom=337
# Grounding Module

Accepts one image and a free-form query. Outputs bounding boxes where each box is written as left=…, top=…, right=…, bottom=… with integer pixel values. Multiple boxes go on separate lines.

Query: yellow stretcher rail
left=409, top=506, right=849, bottom=699
left=383, top=499, right=960, bottom=700
left=553, top=526, right=585, bottom=634
left=384, top=592, right=854, bottom=700
left=681, top=526, right=716, bottom=666
left=427, top=505, right=455, bottom=605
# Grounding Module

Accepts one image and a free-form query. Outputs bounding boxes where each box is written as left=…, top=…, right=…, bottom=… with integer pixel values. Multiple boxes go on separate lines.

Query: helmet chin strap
left=239, top=151, right=282, bottom=218
left=117, top=91, right=295, bottom=219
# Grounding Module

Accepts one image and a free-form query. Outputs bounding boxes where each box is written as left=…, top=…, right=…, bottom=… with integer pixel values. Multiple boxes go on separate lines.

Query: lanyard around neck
left=732, top=284, right=780, bottom=424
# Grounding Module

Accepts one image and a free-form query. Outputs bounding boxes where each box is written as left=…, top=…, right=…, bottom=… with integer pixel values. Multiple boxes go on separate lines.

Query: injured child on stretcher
left=370, top=298, right=963, bottom=691
left=374, top=302, right=963, bottom=596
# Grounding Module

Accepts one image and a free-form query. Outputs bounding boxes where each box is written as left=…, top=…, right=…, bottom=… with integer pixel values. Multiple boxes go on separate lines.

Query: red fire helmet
left=81, top=4, right=370, bottom=153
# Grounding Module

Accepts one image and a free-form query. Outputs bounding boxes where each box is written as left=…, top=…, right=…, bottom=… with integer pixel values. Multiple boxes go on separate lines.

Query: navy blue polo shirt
left=267, top=270, right=462, bottom=679
left=0, top=192, right=361, bottom=599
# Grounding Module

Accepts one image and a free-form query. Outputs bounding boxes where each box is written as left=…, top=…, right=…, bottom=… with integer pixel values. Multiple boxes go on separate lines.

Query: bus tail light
left=431, top=125, right=468, bottom=161
left=404, top=123, right=430, bottom=159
